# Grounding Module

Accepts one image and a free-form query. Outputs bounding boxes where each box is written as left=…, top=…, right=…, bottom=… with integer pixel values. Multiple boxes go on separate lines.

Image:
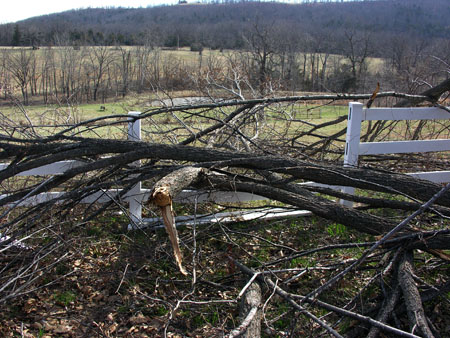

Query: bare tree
left=6, top=49, right=35, bottom=104
left=0, top=50, right=13, bottom=100
left=56, top=43, right=84, bottom=103
left=116, top=47, right=133, bottom=98
left=243, top=20, right=282, bottom=96
left=85, top=46, right=116, bottom=102
left=341, top=29, right=372, bottom=92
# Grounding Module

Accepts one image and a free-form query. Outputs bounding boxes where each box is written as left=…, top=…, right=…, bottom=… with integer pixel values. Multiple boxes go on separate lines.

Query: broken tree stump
left=149, top=166, right=204, bottom=275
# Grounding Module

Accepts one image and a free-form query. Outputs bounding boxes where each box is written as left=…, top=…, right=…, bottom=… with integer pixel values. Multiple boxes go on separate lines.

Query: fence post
left=128, top=112, right=142, bottom=225
left=340, top=102, right=364, bottom=206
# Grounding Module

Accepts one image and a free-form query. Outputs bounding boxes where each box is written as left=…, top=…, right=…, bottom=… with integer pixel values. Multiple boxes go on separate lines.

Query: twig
left=177, top=299, right=236, bottom=305
left=237, top=272, right=260, bottom=299
left=232, top=258, right=344, bottom=338
left=115, top=263, right=129, bottom=294
left=435, top=102, right=450, bottom=113
left=192, top=196, right=199, bottom=286
left=265, top=277, right=344, bottom=338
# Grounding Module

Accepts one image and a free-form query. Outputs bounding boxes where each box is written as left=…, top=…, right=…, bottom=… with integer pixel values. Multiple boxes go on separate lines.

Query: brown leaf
left=53, top=324, right=72, bottom=334
left=23, top=298, right=38, bottom=313
left=108, top=322, right=118, bottom=334
left=129, top=313, right=149, bottom=325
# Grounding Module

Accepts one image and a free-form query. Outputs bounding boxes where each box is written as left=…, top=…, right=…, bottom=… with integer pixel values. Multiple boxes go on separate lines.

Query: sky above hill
left=0, top=1, right=171, bottom=23
left=0, top=0, right=300, bottom=24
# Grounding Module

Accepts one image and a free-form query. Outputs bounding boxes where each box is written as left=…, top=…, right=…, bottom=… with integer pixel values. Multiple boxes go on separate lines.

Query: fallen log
left=198, top=171, right=398, bottom=235
left=367, top=282, right=401, bottom=338
left=232, top=257, right=422, bottom=338
left=228, top=282, right=261, bottom=338
left=2, top=140, right=449, bottom=207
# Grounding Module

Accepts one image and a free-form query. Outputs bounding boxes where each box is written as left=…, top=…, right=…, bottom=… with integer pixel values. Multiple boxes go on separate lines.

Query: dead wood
left=1, top=142, right=448, bottom=242
left=231, top=257, right=422, bottom=338
left=149, top=167, right=204, bottom=275
left=198, top=171, right=396, bottom=235
left=367, top=283, right=402, bottom=338
left=366, top=82, right=380, bottom=108
left=0, top=90, right=448, bottom=336
left=180, top=103, right=256, bottom=146
left=2, top=140, right=449, bottom=207
left=304, top=185, right=450, bottom=216
left=398, top=250, right=435, bottom=338
left=395, top=78, right=450, bottom=107
left=228, top=282, right=261, bottom=338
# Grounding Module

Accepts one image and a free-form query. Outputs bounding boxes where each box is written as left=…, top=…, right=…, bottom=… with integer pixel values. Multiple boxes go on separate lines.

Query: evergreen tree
left=12, top=24, right=21, bottom=46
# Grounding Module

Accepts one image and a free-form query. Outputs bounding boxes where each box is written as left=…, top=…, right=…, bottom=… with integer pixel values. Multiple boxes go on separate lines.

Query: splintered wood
left=149, top=167, right=204, bottom=276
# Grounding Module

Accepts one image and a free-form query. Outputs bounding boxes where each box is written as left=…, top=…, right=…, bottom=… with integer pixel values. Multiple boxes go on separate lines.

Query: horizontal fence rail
left=0, top=161, right=85, bottom=176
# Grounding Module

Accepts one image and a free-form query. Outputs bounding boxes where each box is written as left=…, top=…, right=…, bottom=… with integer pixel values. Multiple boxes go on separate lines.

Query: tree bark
left=198, top=171, right=408, bottom=235
left=398, top=250, right=435, bottom=338
left=228, top=282, right=261, bottom=338
left=367, top=283, right=401, bottom=338
left=2, top=140, right=449, bottom=207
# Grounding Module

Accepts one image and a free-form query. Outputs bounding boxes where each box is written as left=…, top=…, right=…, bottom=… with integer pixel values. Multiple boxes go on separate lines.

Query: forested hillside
left=0, top=0, right=448, bottom=53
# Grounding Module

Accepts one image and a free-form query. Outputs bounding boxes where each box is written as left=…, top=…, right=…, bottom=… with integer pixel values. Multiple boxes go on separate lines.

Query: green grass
left=273, top=103, right=348, bottom=119
left=52, top=291, right=77, bottom=307
left=326, top=223, right=348, bottom=237
left=0, top=97, right=353, bottom=143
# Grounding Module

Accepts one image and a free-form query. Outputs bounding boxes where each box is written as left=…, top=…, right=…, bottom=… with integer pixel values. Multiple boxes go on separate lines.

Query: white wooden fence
left=341, top=102, right=450, bottom=206
left=1, top=104, right=449, bottom=228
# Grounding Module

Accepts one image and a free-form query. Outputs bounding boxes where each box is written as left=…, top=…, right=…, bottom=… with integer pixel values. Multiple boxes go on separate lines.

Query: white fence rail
left=1, top=104, right=449, bottom=227
left=342, top=102, right=450, bottom=205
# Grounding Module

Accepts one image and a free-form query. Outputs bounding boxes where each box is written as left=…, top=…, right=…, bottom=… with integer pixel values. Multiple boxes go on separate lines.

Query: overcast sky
left=0, top=1, right=181, bottom=24
left=0, top=0, right=305, bottom=24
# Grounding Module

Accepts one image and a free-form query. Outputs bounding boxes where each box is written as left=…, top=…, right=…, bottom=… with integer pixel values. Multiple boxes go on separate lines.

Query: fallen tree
left=0, top=87, right=449, bottom=336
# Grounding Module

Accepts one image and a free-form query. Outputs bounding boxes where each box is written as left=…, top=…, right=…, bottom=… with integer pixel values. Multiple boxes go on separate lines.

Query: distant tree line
left=1, top=36, right=447, bottom=106
left=0, top=45, right=196, bottom=104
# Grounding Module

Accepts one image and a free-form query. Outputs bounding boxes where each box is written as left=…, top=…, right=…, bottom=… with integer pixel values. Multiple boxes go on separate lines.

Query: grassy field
left=0, top=94, right=352, bottom=142
left=0, top=45, right=385, bottom=71
left=0, top=45, right=386, bottom=104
